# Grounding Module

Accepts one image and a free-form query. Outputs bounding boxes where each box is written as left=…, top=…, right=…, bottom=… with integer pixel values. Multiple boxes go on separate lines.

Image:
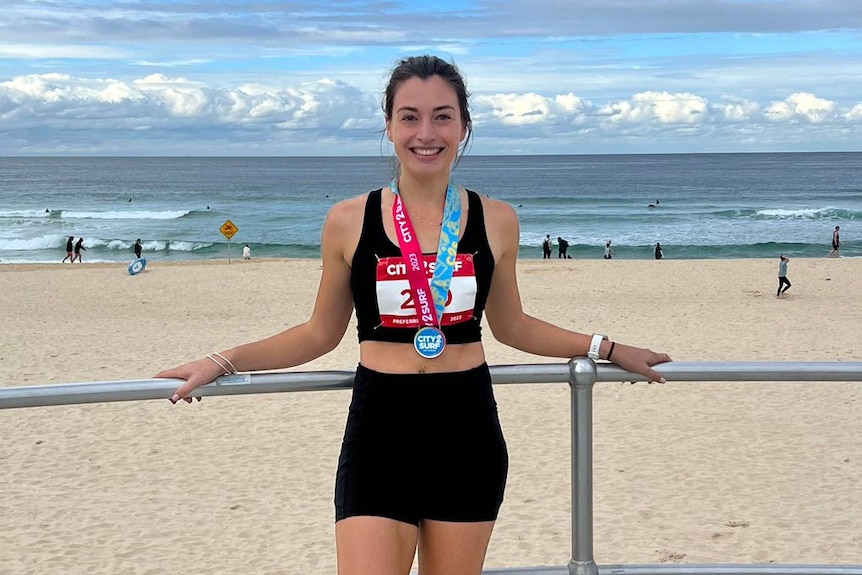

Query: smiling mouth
left=411, top=147, right=444, bottom=156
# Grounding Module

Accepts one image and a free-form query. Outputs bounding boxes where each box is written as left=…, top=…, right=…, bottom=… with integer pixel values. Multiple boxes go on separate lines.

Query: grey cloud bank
left=2, top=72, right=859, bottom=156
left=1, top=0, right=862, bottom=155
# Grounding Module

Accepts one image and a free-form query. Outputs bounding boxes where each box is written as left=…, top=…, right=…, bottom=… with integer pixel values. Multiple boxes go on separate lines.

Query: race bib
left=376, top=253, right=477, bottom=328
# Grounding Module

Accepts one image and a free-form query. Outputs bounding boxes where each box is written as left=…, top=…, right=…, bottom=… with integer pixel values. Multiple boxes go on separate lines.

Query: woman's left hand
left=607, top=343, right=671, bottom=383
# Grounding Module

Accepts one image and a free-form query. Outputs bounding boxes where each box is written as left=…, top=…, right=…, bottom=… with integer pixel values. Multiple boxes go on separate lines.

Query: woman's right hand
left=155, top=357, right=226, bottom=404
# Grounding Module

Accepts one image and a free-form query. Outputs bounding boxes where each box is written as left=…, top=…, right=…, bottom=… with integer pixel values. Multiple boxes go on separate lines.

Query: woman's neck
left=396, top=173, right=451, bottom=206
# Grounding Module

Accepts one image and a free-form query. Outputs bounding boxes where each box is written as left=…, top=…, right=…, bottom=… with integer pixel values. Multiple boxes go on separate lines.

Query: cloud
left=847, top=103, right=862, bottom=121
left=0, top=43, right=132, bottom=59
left=713, top=96, right=760, bottom=122
left=2, top=1, right=862, bottom=154
left=599, top=91, right=710, bottom=125
left=0, top=72, right=382, bottom=154
left=2, top=71, right=861, bottom=155
left=764, top=92, right=838, bottom=123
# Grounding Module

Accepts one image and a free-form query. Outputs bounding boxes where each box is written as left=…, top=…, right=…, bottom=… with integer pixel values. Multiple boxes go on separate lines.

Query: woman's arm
left=158, top=196, right=363, bottom=401
left=482, top=199, right=669, bottom=382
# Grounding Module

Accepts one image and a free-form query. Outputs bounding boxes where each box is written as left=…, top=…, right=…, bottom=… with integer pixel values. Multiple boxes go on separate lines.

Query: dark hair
left=382, top=55, right=473, bottom=166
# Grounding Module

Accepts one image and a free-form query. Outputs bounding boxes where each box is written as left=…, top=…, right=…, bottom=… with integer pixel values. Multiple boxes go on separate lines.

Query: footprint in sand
left=657, top=549, right=687, bottom=563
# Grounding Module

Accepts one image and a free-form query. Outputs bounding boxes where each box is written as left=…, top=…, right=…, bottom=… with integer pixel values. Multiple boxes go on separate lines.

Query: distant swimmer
left=129, top=197, right=132, bottom=202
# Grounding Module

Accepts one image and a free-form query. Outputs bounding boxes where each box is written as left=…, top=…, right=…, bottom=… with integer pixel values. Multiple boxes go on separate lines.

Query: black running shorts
left=334, top=363, right=508, bottom=526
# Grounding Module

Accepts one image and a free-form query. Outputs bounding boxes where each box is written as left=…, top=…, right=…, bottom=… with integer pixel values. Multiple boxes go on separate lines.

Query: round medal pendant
left=414, top=326, right=446, bottom=359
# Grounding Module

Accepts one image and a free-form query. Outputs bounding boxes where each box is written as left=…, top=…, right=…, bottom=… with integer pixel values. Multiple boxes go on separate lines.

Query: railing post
left=567, top=357, right=599, bottom=575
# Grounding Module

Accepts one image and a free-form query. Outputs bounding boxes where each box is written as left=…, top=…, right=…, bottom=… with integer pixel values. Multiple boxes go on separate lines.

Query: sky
left=1, top=0, right=862, bottom=156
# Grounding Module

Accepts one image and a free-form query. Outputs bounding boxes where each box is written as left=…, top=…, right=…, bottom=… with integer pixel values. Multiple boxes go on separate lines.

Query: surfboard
left=128, top=258, right=147, bottom=275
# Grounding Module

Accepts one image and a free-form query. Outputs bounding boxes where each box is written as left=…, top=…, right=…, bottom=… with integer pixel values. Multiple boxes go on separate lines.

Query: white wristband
left=588, top=334, right=608, bottom=360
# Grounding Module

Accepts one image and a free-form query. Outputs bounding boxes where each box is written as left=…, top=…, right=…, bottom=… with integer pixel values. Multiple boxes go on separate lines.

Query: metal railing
left=3, top=360, right=862, bottom=575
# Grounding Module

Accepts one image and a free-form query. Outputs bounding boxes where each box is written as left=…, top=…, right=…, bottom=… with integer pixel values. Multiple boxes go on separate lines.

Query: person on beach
left=243, top=244, right=251, bottom=260
left=828, top=225, right=840, bottom=257
left=134, top=239, right=143, bottom=259
left=777, top=254, right=791, bottom=297
left=542, top=234, right=552, bottom=259
left=62, top=236, right=74, bottom=263
left=557, top=237, right=569, bottom=259
left=156, top=55, right=670, bottom=575
left=72, top=237, right=86, bottom=263
left=604, top=240, right=614, bottom=259
left=654, top=242, right=663, bottom=260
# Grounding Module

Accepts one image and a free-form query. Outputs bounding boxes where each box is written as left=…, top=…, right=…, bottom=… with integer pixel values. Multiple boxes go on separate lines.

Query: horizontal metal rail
left=2, top=360, right=861, bottom=575
left=3, top=362, right=862, bottom=410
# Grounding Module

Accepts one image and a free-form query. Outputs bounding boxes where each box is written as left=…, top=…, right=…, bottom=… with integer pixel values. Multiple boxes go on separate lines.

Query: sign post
left=219, top=220, right=239, bottom=264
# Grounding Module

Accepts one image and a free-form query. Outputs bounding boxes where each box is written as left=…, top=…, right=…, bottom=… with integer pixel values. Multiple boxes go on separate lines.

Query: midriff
left=359, top=340, right=486, bottom=374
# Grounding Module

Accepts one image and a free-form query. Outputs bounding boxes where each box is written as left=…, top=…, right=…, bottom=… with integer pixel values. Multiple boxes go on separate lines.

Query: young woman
left=157, top=55, right=671, bottom=575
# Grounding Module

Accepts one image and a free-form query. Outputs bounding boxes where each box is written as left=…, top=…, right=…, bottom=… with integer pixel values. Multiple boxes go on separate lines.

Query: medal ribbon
left=390, top=179, right=461, bottom=327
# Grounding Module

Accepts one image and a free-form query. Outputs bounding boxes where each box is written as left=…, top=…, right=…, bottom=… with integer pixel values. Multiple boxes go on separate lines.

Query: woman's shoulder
left=468, top=192, right=519, bottom=255
left=326, top=189, right=379, bottom=222
left=468, top=191, right=515, bottom=216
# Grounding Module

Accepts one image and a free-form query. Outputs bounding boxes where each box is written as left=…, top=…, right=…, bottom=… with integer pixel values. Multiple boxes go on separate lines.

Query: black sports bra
left=350, top=188, right=495, bottom=344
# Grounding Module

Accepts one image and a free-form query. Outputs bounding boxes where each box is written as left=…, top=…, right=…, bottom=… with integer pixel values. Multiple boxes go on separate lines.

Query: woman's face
left=386, top=75, right=466, bottom=179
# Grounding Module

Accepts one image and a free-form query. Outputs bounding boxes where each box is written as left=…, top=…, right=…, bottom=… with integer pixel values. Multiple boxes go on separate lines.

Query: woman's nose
left=416, top=118, right=435, bottom=140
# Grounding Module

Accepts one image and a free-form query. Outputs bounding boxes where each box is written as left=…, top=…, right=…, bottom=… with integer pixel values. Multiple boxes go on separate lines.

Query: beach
left=1, top=257, right=861, bottom=574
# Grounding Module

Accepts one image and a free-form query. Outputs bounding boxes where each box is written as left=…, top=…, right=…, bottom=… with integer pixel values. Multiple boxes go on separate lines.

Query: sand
left=1, top=257, right=861, bottom=574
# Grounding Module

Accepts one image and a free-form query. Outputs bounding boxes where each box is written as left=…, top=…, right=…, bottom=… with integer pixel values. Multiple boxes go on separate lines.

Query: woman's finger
left=170, top=378, right=203, bottom=404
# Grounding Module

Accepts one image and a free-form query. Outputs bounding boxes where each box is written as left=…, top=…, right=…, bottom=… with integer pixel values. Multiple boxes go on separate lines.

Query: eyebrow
left=395, top=105, right=456, bottom=114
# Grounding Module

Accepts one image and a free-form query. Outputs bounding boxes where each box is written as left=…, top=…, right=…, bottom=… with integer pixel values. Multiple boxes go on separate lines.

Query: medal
left=390, top=179, right=461, bottom=358
left=414, top=326, right=446, bottom=358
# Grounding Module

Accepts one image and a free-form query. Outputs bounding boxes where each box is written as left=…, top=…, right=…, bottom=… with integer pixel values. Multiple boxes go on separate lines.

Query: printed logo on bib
left=376, top=253, right=477, bottom=328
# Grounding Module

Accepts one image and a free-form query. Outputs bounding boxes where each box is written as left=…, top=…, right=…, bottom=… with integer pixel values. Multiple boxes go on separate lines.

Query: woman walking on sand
left=777, top=254, right=791, bottom=297
left=156, top=55, right=670, bottom=575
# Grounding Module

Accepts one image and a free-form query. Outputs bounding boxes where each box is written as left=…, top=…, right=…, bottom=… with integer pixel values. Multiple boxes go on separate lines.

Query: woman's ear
left=385, top=117, right=393, bottom=142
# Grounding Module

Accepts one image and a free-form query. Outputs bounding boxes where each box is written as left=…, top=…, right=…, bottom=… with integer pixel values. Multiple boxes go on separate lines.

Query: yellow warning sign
left=219, top=220, right=238, bottom=240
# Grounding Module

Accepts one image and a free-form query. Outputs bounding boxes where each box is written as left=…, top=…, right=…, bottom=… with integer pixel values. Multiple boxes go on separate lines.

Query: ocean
left=0, top=153, right=859, bottom=264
